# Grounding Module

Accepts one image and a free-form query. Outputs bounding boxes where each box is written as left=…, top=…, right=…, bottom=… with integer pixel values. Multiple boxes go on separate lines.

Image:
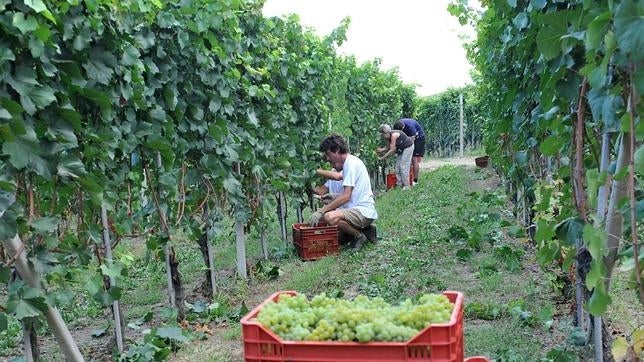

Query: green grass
left=5, top=165, right=633, bottom=361
left=282, top=256, right=339, bottom=292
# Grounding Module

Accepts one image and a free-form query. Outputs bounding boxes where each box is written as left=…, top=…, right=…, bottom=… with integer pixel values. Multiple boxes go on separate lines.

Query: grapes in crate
left=254, top=292, right=454, bottom=343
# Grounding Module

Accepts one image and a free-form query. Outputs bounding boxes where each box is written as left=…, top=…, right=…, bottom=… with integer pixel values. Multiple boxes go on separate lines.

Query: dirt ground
left=420, top=156, right=478, bottom=171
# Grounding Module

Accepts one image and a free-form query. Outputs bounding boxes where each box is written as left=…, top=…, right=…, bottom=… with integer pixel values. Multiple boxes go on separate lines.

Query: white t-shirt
left=324, top=179, right=344, bottom=196
left=340, top=154, right=378, bottom=220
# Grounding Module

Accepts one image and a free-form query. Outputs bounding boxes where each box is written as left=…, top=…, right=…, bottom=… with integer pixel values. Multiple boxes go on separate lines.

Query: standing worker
left=394, top=119, right=425, bottom=185
left=376, top=124, right=414, bottom=189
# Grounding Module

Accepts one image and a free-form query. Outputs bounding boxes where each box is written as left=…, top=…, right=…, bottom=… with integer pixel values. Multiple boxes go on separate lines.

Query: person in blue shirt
left=394, top=118, right=426, bottom=185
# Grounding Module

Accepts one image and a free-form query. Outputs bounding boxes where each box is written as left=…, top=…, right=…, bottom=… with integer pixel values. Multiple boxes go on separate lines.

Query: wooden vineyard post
left=277, top=192, right=288, bottom=243
left=100, top=205, right=124, bottom=353
left=2, top=233, right=84, bottom=361
left=205, top=203, right=217, bottom=296
left=234, top=163, right=247, bottom=279
left=459, top=93, right=464, bottom=157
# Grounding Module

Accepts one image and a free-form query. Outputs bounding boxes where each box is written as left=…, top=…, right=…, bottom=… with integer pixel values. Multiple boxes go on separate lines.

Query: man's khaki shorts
left=340, top=208, right=373, bottom=229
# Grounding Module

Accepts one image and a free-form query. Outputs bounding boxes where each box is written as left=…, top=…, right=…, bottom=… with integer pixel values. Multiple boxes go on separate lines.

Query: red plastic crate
left=292, top=223, right=339, bottom=260
left=386, top=173, right=397, bottom=189
left=241, top=290, right=464, bottom=362
left=474, top=156, right=489, bottom=168
left=464, top=357, right=490, bottom=362
left=386, top=167, right=414, bottom=190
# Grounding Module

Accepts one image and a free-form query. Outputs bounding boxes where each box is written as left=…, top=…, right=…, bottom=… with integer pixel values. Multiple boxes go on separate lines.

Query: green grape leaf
left=24, top=0, right=48, bottom=12
left=514, top=150, right=528, bottom=166
left=6, top=284, right=48, bottom=320
left=31, top=216, right=59, bottom=233
left=0, top=48, right=15, bottom=63
left=587, top=286, right=611, bottom=316
left=555, top=217, right=584, bottom=247
left=12, top=13, right=38, bottom=34
left=149, top=107, right=166, bottom=122
left=513, top=12, right=528, bottom=29
left=0, top=108, right=9, bottom=120
left=87, top=275, right=122, bottom=306
left=34, top=23, right=50, bottom=41
left=614, top=0, right=644, bottom=63
left=100, top=262, right=125, bottom=280
left=120, top=44, right=140, bottom=66
left=585, top=11, right=610, bottom=51
left=155, top=327, right=189, bottom=342
left=583, top=224, right=607, bottom=259
left=534, top=219, right=555, bottom=242
left=0, top=209, right=17, bottom=240
left=83, top=89, right=111, bottom=109
left=587, top=88, right=622, bottom=130
left=539, top=135, right=565, bottom=156
left=28, top=37, right=44, bottom=57
left=57, top=156, right=86, bottom=179
left=0, top=140, right=31, bottom=168
left=91, top=324, right=109, bottom=338
left=535, top=187, right=552, bottom=213
left=634, top=145, right=644, bottom=176
left=536, top=25, right=565, bottom=60
left=585, top=259, right=604, bottom=290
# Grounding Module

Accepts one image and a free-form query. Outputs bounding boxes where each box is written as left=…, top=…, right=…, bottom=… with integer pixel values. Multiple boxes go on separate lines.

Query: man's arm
left=318, top=185, right=352, bottom=213
left=378, top=134, right=398, bottom=160
left=316, top=169, right=343, bottom=181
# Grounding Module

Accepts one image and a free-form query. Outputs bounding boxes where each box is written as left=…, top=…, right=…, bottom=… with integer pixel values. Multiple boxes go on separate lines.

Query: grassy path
left=172, top=165, right=580, bottom=361
left=4, top=165, right=609, bottom=361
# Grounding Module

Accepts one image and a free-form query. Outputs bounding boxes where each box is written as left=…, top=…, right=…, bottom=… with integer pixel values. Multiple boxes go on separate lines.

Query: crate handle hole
left=260, top=343, right=283, bottom=356
left=407, top=345, right=431, bottom=358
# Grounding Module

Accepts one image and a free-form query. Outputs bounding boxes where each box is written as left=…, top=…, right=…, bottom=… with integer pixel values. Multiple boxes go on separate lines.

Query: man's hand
left=308, top=210, right=324, bottom=226
left=321, top=193, right=338, bottom=205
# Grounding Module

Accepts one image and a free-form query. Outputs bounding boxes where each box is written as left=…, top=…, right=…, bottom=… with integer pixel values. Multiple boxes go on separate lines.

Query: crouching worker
left=309, top=134, right=378, bottom=249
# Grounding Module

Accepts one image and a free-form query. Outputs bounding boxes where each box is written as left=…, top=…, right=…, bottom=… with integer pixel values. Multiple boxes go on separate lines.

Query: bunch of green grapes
left=255, top=292, right=454, bottom=343
left=393, top=294, right=454, bottom=330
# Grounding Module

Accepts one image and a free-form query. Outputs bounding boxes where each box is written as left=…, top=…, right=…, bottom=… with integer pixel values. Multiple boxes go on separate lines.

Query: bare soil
left=420, top=156, right=479, bottom=171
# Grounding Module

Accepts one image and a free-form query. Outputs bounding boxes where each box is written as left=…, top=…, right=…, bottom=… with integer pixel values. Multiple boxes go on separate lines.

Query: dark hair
left=393, top=120, right=405, bottom=130
left=319, top=133, right=349, bottom=154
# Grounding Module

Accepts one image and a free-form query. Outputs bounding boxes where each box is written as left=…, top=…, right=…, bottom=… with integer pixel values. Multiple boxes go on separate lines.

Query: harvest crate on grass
left=241, top=290, right=464, bottom=362
left=385, top=167, right=414, bottom=190
left=386, top=173, right=397, bottom=189
left=292, top=223, right=339, bottom=260
left=474, top=156, right=489, bottom=168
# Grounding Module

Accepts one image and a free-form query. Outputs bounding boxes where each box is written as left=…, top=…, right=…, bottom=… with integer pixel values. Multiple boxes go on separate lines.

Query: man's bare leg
left=324, top=210, right=361, bottom=237
left=324, top=210, right=368, bottom=248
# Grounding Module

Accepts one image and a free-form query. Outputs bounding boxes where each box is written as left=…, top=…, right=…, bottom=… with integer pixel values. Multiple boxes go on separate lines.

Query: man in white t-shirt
left=308, top=134, right=378, bottom=248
